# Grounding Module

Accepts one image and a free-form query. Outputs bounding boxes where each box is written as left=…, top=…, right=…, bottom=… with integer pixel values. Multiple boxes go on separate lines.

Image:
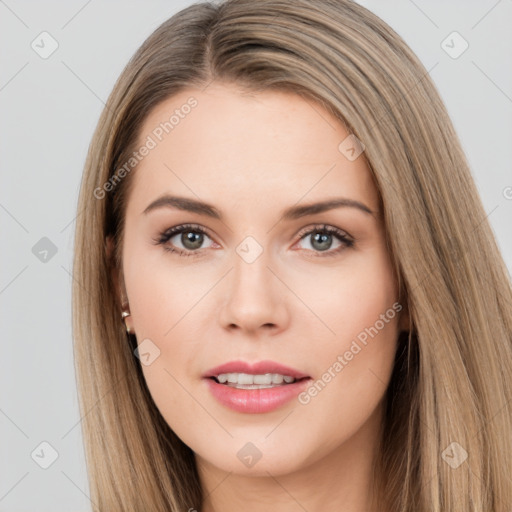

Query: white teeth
left=253, top=374, right=272, bottom=385
left=238, top=373, right=254, bottom=385
left=214, top=372, right=297, bottom=386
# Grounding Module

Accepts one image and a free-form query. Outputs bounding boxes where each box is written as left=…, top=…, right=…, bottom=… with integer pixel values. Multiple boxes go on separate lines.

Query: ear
left=107, top=236, right=134, bottom=334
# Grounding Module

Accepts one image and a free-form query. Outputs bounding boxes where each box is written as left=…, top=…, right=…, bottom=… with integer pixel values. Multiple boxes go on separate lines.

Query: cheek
left=123, top=238, right=211, bottom=337
left=122, top=241, right=216, bottom=401
left=123, top=256, right=205, bottom=423
left=293, top=244, right=399, bottom=352
left=294, top=251, right=400, bottom=438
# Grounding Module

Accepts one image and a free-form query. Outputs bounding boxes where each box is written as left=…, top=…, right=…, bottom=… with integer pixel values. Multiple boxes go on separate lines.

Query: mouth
left=203, top=360, right=312, bottom=413
left=203, top=359, right=310, bottom=383
left=208, top=372, right=310, bottom=389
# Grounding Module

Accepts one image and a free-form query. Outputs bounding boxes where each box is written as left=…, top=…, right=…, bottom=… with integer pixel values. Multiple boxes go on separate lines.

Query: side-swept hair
left=72, top=1, right=512, bottom=510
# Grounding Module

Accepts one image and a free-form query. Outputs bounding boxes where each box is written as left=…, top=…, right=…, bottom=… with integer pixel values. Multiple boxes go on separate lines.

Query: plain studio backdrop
left=1, top=1, right=511, bottom=511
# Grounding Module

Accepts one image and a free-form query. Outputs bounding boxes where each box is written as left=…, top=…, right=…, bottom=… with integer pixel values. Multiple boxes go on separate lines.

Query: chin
left=193, top=432, right=319, bottom=477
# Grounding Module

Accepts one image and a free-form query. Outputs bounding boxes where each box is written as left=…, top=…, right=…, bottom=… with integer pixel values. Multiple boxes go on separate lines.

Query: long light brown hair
left=72, top=0, right=512, bottom=510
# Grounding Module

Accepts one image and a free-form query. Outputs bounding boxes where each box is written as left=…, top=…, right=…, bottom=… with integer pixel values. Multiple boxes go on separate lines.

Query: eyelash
left=152, top=223, right=354, bottom=258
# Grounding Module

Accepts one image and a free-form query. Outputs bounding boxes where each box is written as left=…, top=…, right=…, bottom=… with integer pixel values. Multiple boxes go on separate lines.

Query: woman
left=72, top=0, right=512, bottom=510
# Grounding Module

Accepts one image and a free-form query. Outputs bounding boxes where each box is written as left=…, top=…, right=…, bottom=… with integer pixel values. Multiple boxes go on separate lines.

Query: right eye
left=153, top=223, right=217, bottom=257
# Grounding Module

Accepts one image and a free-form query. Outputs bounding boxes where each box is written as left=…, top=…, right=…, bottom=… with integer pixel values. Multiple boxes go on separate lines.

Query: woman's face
left=118, top=82, right=407, bottom=477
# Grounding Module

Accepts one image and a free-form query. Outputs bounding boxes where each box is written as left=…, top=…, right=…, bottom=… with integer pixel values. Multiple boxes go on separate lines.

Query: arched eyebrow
left=142, top=195, right=375, bottom=220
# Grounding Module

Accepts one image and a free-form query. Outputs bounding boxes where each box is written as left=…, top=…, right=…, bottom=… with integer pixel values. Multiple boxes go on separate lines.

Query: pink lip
left=203, top=360, right=311, bottom=414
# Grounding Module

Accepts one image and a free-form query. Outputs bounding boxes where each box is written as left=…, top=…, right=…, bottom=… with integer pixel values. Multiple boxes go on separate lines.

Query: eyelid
left=295, top=223, right=353, bottom=241
left=158, top=223, right=213, bottom=241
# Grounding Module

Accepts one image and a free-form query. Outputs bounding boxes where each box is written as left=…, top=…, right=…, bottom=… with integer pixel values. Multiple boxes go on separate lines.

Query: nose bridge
left=233, top=242, right=271, bottom=294
left=232, top=237, right=275, bottom=306
left=219, top=235, right=288, bottom=332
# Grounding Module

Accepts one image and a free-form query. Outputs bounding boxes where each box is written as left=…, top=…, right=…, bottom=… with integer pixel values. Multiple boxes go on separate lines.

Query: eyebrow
left=142, top=194, right=375, bottom=220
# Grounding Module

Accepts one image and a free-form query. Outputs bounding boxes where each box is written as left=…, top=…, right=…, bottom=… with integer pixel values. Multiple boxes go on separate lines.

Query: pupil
left=312, top=232, right=332, bottom=251
left=182, top=231, right=203, bottom=249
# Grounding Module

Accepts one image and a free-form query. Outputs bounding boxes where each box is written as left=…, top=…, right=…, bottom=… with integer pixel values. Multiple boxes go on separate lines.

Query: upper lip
left=203, top=360, right=310, bottom=380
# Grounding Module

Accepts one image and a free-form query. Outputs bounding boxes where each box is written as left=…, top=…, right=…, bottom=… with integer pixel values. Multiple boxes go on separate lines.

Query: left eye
left=294, top=225, right=354, bottom=256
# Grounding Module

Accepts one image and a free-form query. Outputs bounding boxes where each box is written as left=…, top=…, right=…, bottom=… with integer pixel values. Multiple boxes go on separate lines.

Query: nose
left=218, top=249, right=290, bottom=335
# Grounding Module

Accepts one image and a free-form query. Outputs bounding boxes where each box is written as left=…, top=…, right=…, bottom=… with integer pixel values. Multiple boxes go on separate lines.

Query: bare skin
left=113, top=82, right=408, bottom=512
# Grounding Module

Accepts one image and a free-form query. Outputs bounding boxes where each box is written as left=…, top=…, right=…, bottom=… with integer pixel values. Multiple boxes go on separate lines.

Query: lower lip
left=204, top=377, right=311, bottom=414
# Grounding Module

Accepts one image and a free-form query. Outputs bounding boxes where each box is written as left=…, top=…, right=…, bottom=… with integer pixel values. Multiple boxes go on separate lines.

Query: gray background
left=1, top=1, right=511, bottom=510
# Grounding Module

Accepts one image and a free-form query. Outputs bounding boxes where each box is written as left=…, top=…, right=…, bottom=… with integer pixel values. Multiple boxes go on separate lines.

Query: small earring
left=121, top=308, right=132, bottom=334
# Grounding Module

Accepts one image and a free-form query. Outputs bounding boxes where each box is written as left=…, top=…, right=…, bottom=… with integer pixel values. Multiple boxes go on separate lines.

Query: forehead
left=127, top=83, right=379, bottom=216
